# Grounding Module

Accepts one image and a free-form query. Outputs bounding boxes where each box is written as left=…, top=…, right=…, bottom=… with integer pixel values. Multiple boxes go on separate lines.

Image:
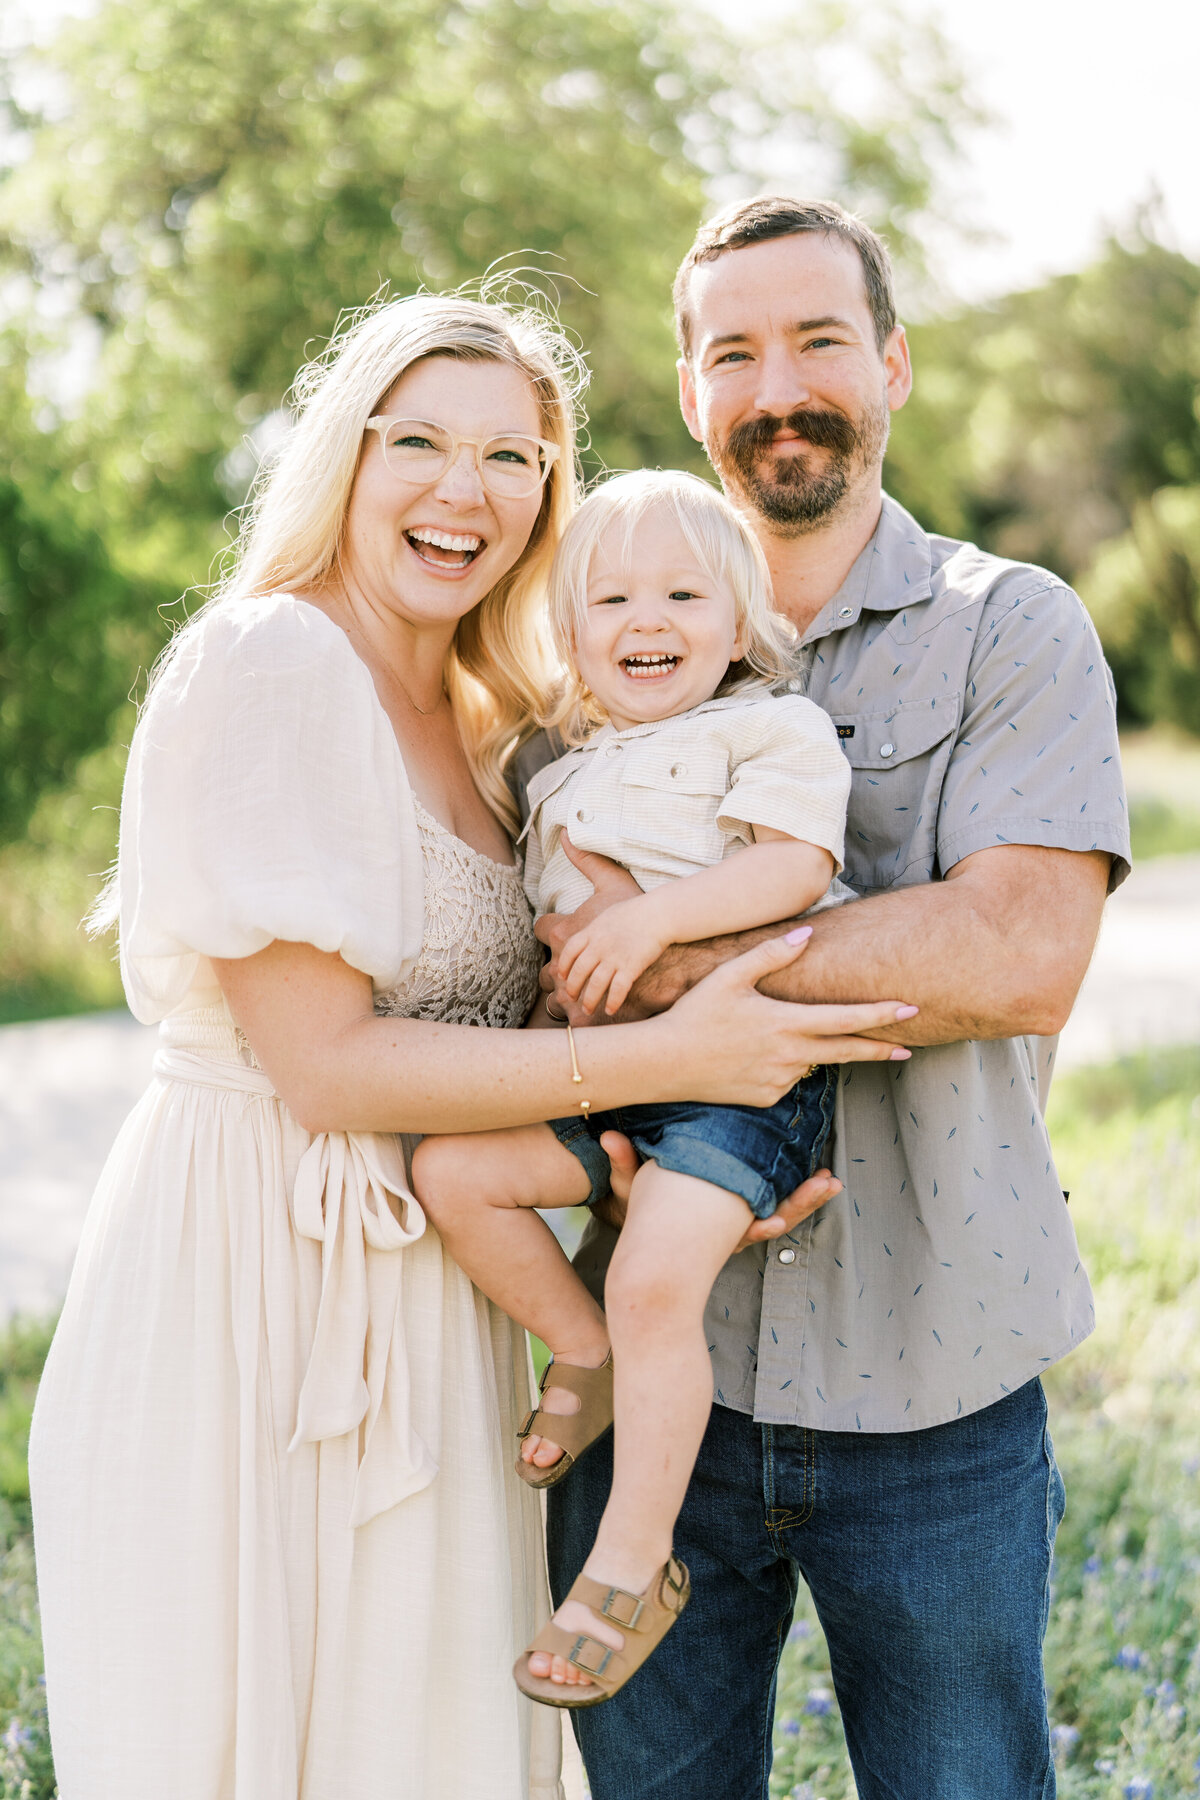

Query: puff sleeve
left=716, top=694, right=851, bottom=871
left=117, top=594, right=424, bottom=1022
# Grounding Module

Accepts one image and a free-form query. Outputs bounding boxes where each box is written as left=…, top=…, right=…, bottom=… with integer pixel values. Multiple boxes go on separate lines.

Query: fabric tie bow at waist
left=153, top=1044, right=435, bottom=1526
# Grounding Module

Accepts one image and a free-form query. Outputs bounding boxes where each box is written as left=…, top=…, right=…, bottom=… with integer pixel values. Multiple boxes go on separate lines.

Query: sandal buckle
left=516, top=1410, right=538, bottom=1440
left=568, top=1634, right=612, bottom=1677
left=663, top=1558, right=687, bottom=1602
left=600, top=1587, right=645, bottom=1629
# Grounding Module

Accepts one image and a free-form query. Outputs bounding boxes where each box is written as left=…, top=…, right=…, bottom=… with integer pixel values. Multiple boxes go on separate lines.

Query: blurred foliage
left=1080, top=486, right=1200, bottom=738
left=1127, top=795, right=1200, bottom=862
left=0, top=732, right=127, bottom=1024
left=0, top=0, right=977, bottom=871
left=885, top=223, right=1200, bottom=735
left=1121, top=727, right=1200, bottom=860
left=886, top=226, right=1200, bottom=577
left=0, top=419, right=166, bottom=843
left=0, top=1317, right=54, bottom=1800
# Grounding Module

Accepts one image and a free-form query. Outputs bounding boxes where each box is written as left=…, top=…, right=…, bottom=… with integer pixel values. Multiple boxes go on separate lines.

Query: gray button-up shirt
left=515, top=495, right=1131, bottom=1433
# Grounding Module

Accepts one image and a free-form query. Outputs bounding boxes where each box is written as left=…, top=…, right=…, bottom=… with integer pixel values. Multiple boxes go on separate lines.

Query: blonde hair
left=182, top=289, right=586, bottom=830
left=545, top=469, right=800, bottom=744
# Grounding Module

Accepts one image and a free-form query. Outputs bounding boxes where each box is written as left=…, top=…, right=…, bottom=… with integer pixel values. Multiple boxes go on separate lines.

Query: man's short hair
left=673, top=196, right=897, bottom=361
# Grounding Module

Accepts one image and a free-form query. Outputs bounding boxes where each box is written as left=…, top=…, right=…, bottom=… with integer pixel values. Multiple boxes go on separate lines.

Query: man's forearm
left=626, top=846, right=1111, bottom=1046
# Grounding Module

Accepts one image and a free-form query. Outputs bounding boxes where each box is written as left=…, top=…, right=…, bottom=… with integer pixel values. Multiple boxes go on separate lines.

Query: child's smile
left=620, top=650, right=681, bottom=679
left=575, top=509, right=745, bottom=732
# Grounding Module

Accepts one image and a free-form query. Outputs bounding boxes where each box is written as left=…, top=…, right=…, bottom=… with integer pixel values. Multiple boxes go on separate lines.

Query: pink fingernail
left=785, top=926, right=813, bottom=945
left=896, top=1004, right=919, bottom=1020
left=889, top=1046, right=912, bottom=1060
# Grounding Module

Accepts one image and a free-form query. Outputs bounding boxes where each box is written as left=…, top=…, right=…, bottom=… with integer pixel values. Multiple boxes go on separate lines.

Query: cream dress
left=29, top=594, right=574, bottom=1800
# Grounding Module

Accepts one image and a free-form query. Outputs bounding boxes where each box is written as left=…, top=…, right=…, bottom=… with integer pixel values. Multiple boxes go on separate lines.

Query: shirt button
left=777, top=1247, right=797, bottom=1265
left=670, top=762, right=687, bottom=778
left=575, top=807, right=592, bottom=823
left=879, top=742, right=895, bottom=758
left=605, top=743, right=622, bottom=757
left=838, top=606, right=853, bottom=618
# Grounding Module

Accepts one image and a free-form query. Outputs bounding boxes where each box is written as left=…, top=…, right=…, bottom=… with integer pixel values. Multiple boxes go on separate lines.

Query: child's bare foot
left=520, top=1341, right=611, bottom=1472
left=525, top=1549, right=662, bottom=1687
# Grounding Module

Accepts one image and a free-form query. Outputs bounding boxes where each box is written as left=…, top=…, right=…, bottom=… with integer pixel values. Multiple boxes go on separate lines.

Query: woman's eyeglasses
left=364, top=417, right=560, bottom=499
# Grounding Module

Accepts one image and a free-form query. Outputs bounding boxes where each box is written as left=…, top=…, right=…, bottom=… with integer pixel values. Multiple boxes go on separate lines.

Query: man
left=526, top=197, right=1129, bottom=1800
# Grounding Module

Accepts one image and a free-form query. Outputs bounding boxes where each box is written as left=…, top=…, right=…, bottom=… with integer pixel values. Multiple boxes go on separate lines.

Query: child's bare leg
left=412, top=1124, right=608, bottom=1474
left=527, top=1165, right=749, bottom=1686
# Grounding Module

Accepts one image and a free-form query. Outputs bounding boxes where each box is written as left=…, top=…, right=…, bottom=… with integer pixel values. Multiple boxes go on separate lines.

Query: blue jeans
left=547, top=1379, right=1064, bottom=1800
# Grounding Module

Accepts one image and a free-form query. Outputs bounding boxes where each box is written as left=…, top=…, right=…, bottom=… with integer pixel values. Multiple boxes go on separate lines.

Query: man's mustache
left=724, top=408, right=858, bottom=463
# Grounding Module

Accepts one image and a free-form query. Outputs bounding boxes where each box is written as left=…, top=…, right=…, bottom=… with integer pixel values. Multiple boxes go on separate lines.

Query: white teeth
left=408, top=527, right=483, bottom=552
left=622, top=653, right=678, bottom=667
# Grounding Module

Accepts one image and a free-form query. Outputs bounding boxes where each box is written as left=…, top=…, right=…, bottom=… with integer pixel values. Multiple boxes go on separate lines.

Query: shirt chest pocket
left=830, top=696, right=959, bottom=893
left=616, top=743, right=730, bottom=872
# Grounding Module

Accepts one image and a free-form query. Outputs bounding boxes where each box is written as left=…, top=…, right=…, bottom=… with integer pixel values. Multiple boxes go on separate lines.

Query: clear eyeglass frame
left=364, top=416, right=561, bottom=498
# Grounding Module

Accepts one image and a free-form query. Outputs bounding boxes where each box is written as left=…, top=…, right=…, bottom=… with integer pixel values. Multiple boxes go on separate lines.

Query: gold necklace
left=386, top=664, right=447, bottom=717
left=330, top=584, right=448, bottom=717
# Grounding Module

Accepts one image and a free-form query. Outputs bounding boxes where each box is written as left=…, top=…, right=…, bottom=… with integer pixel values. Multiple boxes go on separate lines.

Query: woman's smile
left=402, top=523, right=487, bottom=571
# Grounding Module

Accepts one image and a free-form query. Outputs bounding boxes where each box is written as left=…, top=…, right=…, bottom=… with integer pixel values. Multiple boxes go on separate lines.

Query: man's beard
left=711, top=398, right=890, bottom=535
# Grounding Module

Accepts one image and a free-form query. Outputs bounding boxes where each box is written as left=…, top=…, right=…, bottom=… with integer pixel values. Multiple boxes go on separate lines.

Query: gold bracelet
left=565, top=1024, right=592, bottom=1117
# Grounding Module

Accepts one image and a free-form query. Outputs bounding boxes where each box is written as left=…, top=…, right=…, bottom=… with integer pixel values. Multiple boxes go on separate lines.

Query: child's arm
left=558, top=826, right=834, bottom=1016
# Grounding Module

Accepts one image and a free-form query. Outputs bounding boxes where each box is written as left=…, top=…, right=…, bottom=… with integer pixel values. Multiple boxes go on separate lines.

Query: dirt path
left=3, top=853, right=1198, bottom=1319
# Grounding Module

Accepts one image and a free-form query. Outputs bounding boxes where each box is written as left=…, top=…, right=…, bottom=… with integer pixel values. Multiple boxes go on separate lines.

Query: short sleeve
left=117, top=594, right=424, bottom=1022
left=717, top=695, right=851, bottom=871
left=936, top=576, right=1131, bottom=889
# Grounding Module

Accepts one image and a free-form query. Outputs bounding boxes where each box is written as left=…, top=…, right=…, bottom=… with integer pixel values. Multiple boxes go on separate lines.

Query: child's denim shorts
left=548, top=1065, right=837, bottom=1220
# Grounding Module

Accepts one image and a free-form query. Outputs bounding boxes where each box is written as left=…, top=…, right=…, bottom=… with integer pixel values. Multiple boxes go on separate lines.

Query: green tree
left=885, top=224, right=1200, bottom=583
left=0, top=337, right=170, bottom=846
left=0, top=0, right=976, bottom=853
left=883, top=223, right=1200, bottom=734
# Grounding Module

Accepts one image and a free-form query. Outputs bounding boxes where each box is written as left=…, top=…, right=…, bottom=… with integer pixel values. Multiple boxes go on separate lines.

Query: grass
left=1, top=1053, right=1198, bottom=1797
left=0, top=1319, right=55, bottom=1800
left=1123, top=728, right=1200, bottom=863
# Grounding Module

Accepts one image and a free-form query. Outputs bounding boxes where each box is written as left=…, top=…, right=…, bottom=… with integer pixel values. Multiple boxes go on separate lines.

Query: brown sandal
left=514, top=1352, right=614, bottom=1490
left=513, top=1556, right=690, bottom=1708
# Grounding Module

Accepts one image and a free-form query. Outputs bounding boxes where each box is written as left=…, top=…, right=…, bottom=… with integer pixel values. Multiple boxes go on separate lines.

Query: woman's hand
left=597, top=1129, right=842, bottom=1250
left=655, top=930, right=917, bottom=1109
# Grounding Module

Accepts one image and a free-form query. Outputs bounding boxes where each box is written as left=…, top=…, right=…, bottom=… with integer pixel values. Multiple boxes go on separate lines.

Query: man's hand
left=595, top=1128, right=840, bottom=1247
left=534, top=833, right=642, bottom=1023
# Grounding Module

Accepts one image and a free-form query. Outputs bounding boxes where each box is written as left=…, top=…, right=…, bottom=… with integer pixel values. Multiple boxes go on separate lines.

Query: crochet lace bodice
left=373, top=801, right=542, bottom=1030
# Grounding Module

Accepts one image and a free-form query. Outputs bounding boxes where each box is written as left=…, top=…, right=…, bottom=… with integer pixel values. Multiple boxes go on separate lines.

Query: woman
left=30, top=290, right=911, bottom=1800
